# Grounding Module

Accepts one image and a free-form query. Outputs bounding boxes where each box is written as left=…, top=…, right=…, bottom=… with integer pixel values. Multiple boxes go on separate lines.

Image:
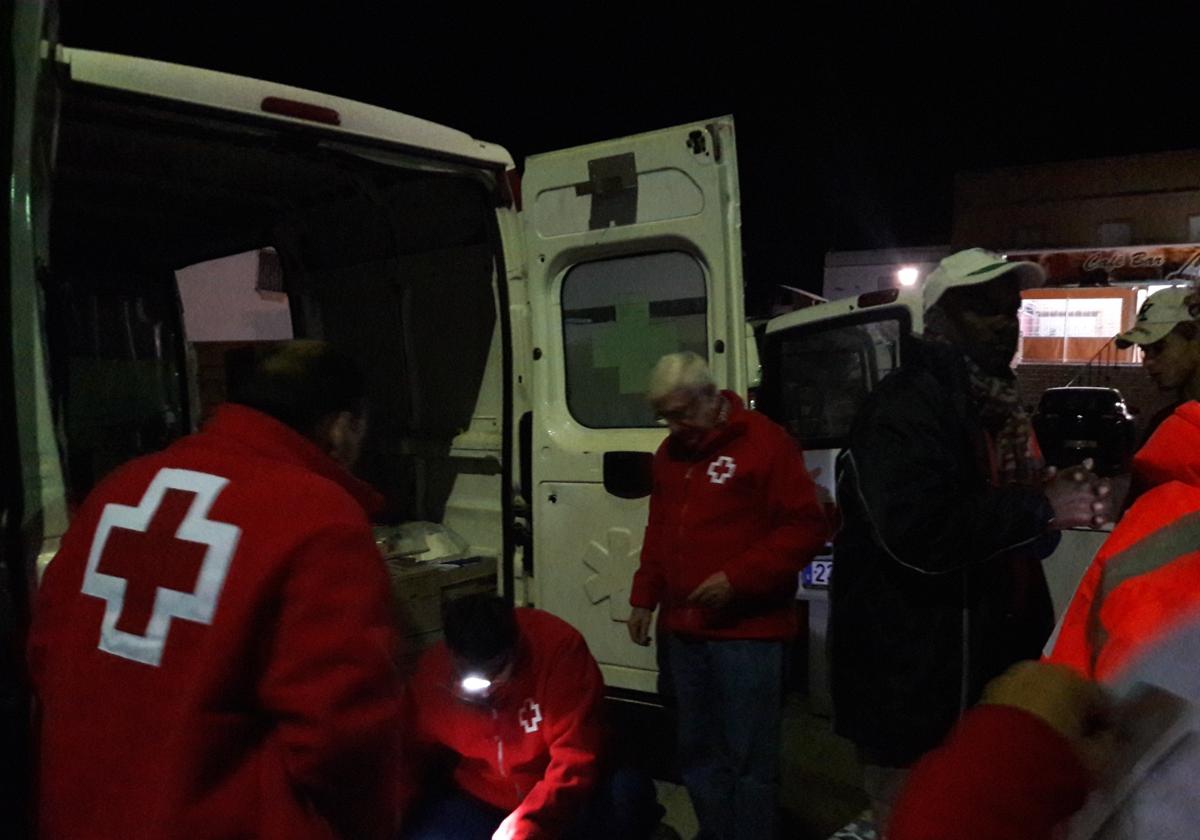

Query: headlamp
left=460, top=675, right=492, bottom=694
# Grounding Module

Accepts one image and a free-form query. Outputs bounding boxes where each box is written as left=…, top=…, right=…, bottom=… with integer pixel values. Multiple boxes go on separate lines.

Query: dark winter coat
left=831, top=337, right=1058, bottom=766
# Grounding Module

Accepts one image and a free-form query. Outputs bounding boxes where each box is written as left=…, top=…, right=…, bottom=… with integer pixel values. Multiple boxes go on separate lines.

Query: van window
left=764, top=311, right=906, bottom=449
left=561, top=251, right=707, bottom=428
left=43, top=269, right=191, bottom=504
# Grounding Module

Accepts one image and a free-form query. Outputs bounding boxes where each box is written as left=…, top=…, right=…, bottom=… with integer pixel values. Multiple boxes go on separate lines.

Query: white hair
left=647, top=352, right=715, bottom=403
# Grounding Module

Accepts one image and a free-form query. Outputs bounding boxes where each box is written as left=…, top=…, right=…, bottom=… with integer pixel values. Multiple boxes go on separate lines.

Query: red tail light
left=260, top=97, right=341, bottom=126
left=505, top=169, right=523, bottom=211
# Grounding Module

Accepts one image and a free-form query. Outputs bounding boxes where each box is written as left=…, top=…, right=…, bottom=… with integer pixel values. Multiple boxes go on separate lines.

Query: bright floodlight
left=897, top=267, right=919, bottom=287
left=461, top=675, right=492, bottom=694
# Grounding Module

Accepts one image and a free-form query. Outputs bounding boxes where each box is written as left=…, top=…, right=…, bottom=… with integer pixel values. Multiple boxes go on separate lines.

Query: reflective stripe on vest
left=1087, top=510, right=1200, bottom=674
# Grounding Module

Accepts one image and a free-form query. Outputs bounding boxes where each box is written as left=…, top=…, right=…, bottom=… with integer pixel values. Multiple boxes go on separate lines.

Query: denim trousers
left=667, top=635, right=785, bottom=840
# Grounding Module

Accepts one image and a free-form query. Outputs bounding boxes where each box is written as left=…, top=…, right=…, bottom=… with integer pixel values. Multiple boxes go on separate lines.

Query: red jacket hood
left=205, top=404, right=385, bottom=517
left=1133, top=401, right=1200, bottom=490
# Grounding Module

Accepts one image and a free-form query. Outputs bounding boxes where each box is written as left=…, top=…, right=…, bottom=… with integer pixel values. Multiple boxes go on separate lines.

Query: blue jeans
left=668, top=635, right=785, bottom=840
left=403, top=766, right=662, bottom=840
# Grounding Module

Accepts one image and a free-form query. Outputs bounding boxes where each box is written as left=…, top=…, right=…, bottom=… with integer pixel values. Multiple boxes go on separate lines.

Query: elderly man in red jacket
left=404, top=594, right=661, bottom=840
left=627, top=351, right=828, bottom=840
left=29, top=341, right=402, bottom=839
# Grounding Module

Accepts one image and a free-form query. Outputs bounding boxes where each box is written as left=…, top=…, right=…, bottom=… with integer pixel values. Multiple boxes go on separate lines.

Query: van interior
left=43, top=80, right=508, bottom=565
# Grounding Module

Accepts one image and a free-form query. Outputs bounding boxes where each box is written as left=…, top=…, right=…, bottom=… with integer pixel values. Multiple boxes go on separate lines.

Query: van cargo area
left=42, top=82, right=510, bottom=633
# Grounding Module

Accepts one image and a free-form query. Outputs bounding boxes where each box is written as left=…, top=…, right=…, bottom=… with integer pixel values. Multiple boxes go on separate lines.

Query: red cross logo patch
left=706, top=455, right=737, bottom=485
left=81, top=468, right=241, bottom=667
left=518, top=698, right=543, bottom=734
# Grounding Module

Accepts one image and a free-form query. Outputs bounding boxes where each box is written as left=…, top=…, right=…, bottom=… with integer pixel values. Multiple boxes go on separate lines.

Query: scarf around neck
left=922, top=305, right=1042, bottom=487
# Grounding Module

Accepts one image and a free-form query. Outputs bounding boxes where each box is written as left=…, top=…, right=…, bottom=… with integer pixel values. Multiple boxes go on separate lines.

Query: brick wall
left=1016, top=362, right=1174, bottom=439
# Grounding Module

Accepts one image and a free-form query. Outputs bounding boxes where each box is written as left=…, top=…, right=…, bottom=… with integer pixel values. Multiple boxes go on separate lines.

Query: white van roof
left=765, top=289, right=924, bottom=336
left=60, top=47, right=515, bottom=169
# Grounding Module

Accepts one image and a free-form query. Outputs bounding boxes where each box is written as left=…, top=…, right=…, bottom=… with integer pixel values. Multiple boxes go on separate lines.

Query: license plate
left=802, top=558, right=833, bottom=590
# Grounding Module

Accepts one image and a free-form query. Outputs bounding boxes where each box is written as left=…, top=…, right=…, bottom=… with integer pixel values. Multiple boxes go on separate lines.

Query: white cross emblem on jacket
left=707, top=456, right=737, bottom=485
left=519, top=698, right=543, bottom=734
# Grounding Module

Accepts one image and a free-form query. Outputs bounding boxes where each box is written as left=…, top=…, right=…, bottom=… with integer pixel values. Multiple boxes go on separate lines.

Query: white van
left=3, top=0, right=753, bottom=717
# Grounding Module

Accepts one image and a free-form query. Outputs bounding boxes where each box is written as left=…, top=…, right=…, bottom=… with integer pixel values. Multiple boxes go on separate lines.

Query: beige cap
left=1115, top=287, right=1199, bottom=348
left=922, top=248, right=1045, bottom=312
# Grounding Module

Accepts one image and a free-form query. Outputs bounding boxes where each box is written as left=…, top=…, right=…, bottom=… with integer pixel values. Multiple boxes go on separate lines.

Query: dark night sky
left=57, top=3, right=1196, bottom=309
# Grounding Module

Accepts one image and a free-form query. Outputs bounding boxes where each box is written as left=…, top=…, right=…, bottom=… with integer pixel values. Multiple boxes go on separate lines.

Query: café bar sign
left=1008, top=245, right=1200, bottom=286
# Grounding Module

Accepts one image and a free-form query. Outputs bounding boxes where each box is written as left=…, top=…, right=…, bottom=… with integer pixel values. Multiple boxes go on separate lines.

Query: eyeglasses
left=655, top=406, right=694, bottom=424
left=654, top=394, right=706, bottom=425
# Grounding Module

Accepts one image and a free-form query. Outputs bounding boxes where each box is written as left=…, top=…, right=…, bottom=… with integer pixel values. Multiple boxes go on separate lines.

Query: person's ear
left=326, top=411, right=365, bottom=467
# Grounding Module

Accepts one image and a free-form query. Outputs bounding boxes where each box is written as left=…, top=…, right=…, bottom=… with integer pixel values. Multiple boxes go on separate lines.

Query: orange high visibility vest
left=1048, top=481, right=1200, bottom=680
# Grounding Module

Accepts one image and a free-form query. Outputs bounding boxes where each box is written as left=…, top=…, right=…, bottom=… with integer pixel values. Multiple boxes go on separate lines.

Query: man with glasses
left=627, top=352, right=828, bottom=840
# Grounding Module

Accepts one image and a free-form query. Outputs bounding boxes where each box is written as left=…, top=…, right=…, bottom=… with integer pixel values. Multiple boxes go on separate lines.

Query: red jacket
left=630, top=392, right=828, bottom=639
left=889, top=704, right=1090, bottom=840
left=407, top=609, right=603, bottom=840
left=1048, top=401, right=1200, bottom=681
left=28, top=404, right=402, bottom=840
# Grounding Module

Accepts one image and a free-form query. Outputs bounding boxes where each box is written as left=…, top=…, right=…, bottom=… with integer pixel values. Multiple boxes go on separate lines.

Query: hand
left=1043, top=459, right=1113, bottom=529
left=627, top=607, right=654, bottom=646
left=492, top=810, right=518, bottom=840
left=982, top=660, right=1114, bottom=776
left=686, top=571, right=733, bottom=609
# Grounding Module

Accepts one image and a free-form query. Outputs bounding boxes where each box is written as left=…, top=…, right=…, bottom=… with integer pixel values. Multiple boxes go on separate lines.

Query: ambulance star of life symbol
left=707, top=455, right=737, bottom=485
left=81, top=468, right=241, bottom=667
left=582, top=527, right=642, bottom=622
left=519, top=698, right=543, bottom=734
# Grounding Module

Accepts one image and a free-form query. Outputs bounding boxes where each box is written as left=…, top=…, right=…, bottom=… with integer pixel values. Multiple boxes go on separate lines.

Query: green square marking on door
left=592, top=301, right=680, bottom=394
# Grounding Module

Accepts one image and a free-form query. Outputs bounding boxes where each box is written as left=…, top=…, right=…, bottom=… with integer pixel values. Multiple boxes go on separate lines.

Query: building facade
left=821, top=150, right=1200, bottom=434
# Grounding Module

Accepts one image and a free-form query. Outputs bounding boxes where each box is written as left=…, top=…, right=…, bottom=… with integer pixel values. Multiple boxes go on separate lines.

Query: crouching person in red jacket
left=403, top=595, right=663, bottom=840
left=29, top=342, right=403, bottom=839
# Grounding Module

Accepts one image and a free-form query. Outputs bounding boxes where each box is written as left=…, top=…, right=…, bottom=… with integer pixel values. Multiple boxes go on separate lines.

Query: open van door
left=4, top=1, right=67, bottom=834
left=523, top=118, right=746, bottom=693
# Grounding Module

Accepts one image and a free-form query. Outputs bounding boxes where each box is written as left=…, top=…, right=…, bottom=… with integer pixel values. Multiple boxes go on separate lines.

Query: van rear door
left=522, top=118, right=745, bottom=692
left=4, top=1, right=65, bottom=835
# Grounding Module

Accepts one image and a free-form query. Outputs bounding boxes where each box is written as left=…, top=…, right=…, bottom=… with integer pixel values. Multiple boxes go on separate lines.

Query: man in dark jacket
left=830, top=249, right=1113, bottom=827
left=885, top=402, right=1200, bottom=840
left=628, top=352, right=828, bottom=840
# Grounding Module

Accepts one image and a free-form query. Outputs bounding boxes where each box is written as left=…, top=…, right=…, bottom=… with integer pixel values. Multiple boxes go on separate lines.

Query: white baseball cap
left=1115, top=287, right=1199, bottom=349
left=922, top=248, right=1046, bottom=312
